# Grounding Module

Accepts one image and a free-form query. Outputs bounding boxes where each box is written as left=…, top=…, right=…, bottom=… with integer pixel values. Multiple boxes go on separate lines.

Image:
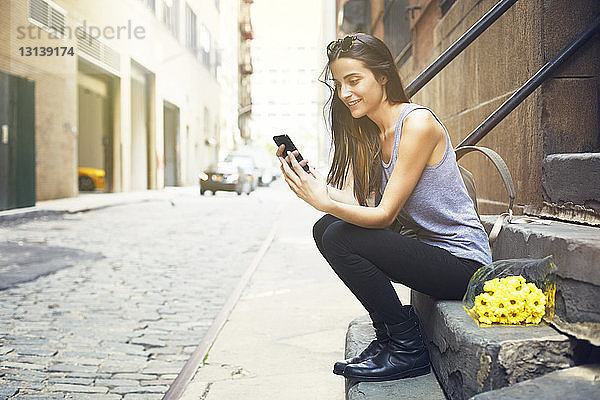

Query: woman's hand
left=276, top=146, right=331, bottom=212
left=276, top=144, right=314, bottom=177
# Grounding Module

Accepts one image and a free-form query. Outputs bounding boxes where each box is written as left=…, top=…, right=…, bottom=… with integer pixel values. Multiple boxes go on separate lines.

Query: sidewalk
left=0, top=189, right=177, bottom=220
left=179, top=190, right=410, bottom=399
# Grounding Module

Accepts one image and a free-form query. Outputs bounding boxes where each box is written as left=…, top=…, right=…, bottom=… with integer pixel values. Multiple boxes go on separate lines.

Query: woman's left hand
left=279, top=151, right=331, bottom=212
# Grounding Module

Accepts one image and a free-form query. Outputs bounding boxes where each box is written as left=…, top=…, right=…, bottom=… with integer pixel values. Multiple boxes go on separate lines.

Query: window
left=185, top=4, right=197, bottom=54
left=213, top=48, right=221, bottom=77
left=140, top=0, right=156, bottom=12
left=341, top=0, right=370, bottom=33
left=439, top=0, right=457, bottom=15
left=162, top=0, right=179, bottom=38
left=29, top=0, right=66, bottom=38
left=203, top=106, right=210, bottom=139
left=199, top=24, right=211, bottom=68
left=383, top=0, right=412, bottom=66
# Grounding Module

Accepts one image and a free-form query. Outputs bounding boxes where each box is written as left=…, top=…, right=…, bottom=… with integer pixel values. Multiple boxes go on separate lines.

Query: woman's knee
left=321, top=219, right=356, bottom=255
left=312, top=214, right=339, bottom=246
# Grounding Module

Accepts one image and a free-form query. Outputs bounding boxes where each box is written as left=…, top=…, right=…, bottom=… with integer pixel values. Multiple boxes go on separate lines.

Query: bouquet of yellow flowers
left=463, top=256, right=556, bottom=326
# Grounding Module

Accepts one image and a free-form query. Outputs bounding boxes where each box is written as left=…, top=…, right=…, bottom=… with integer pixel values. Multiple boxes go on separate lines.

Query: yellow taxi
left=78, top=167, right=105, bottom=191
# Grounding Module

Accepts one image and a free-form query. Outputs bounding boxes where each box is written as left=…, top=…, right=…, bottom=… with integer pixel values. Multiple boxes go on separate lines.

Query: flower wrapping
left=462, top=256, right=556, bottom=326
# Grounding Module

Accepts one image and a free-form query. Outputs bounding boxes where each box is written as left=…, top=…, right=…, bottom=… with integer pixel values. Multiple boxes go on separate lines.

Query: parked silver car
left=199, top=162, right=253, bottom=196
left=226, top=148, right=277, bottom=187
left=224, top=154, right=259, bottom=190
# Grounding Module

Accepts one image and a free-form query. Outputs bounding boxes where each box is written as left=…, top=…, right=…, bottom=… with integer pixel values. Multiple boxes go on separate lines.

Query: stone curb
left=469, top=363, right=600, bottom=399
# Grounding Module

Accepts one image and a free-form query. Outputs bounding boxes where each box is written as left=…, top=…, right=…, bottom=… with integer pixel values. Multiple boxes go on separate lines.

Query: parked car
left=229, top=146, right=279, bottom=187
left=257, top=164, right=277, bottom=186
left=224, top=153, right=259, bottom=190
left=199, top=162, right=252, bottom=195
left=78, top=167, right=105, bottom=191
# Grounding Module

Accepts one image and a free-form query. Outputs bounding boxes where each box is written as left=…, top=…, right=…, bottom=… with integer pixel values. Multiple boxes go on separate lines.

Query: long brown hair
left=321, top=33, right=410, bottom=206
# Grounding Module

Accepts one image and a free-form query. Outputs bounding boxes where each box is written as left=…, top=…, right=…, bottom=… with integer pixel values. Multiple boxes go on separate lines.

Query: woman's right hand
left=275, top=143, right=286, bottom=158
left=276, top=145, right=312, bottom=176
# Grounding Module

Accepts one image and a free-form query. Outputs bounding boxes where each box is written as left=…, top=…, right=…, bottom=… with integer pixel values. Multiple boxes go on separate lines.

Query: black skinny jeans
left=313, top=214, right=483, bottom=325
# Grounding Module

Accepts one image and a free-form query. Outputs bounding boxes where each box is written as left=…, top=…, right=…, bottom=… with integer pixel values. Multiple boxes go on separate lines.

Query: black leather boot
left=332, top=320, right=389, bottom=375
left=342, top=306, right=430, bottom=382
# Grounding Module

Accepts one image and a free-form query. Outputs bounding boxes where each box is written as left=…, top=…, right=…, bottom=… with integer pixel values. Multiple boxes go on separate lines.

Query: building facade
left=1, top=0, right=247, bottom=206
left=238, top=0, right=253, bottom=146
left=334, top=0, right=599, bottom=221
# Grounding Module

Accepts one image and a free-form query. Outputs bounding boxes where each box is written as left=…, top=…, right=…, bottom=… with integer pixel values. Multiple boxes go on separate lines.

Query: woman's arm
left=279, top=110, right=442, bottom=229
left=326, top=163, right=360, bottom=206
left=322, top=111, right=442, bottom=228
left=277, top=146, right=358, bottom=205
left=327, top=186, right=358, bottom=205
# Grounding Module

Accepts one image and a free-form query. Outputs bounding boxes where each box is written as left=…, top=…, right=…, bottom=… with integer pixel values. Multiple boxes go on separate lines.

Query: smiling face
left=330, top=57, right=387, bottom=119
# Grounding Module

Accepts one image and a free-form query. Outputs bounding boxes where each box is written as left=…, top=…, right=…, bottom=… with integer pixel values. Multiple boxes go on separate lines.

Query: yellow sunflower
left=483, top=278, right=501, bottom=295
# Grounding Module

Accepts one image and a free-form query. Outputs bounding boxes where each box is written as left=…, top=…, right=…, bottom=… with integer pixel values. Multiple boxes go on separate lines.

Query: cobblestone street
left=0, top=184, right=284, bottom=399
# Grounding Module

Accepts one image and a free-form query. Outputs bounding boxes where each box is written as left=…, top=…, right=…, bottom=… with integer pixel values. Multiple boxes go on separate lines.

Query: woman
left=276, top=33, right=491, bottom=382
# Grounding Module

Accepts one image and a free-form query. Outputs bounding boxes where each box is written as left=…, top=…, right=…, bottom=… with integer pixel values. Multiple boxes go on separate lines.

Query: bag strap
left=458, top=165, right=478, bottom=215
left=455, top=146, right=516, bottom=247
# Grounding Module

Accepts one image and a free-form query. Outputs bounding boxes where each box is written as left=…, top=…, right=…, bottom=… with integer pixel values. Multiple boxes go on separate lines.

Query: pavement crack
left=199, top=382, right=213, bottom=400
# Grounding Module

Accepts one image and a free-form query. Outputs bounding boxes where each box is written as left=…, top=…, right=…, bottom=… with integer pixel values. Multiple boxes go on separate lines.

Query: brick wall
left=2, top=0, right=78, bottom=200
left=397, top=0, right=599, bottom=214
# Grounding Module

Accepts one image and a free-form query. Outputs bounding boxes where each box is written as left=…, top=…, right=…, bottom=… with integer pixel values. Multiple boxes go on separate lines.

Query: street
left=0, top=182, right=290, bottom=399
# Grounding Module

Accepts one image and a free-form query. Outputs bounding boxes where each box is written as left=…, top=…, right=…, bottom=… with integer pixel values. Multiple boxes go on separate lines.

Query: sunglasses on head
left=327, top=35, right=363, bottom=58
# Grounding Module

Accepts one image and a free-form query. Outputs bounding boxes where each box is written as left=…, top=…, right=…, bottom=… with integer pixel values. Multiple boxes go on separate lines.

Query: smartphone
left=273, top=134, right=310, bottom=172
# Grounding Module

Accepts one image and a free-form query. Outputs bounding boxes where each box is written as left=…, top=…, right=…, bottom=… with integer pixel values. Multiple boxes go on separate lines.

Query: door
left=0, top=73, right=9, bottom=209
left=130, top=72, right=150, bottom=190
left=0, top=71, right=35, bottom=211
left=163, top=102, right=180, bottom=186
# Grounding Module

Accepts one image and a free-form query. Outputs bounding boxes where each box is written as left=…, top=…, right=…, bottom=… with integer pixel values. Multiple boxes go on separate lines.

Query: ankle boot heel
left=409, top=363, right=431, bottom=378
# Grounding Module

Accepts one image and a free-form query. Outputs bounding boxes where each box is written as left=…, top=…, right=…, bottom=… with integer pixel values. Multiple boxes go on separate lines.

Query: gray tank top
left=379, top=103, right=492, bottom=266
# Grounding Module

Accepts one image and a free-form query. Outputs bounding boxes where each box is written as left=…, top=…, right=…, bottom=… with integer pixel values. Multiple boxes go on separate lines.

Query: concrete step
left=535, top=152, right=600, bottom=225
left=469, top=364, right=600, bottom=399
left=481, top=215, right=600, bottom=345
left=344, top=315, right=446, bottom=400
left=411, top=293, right=574, bottom=400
